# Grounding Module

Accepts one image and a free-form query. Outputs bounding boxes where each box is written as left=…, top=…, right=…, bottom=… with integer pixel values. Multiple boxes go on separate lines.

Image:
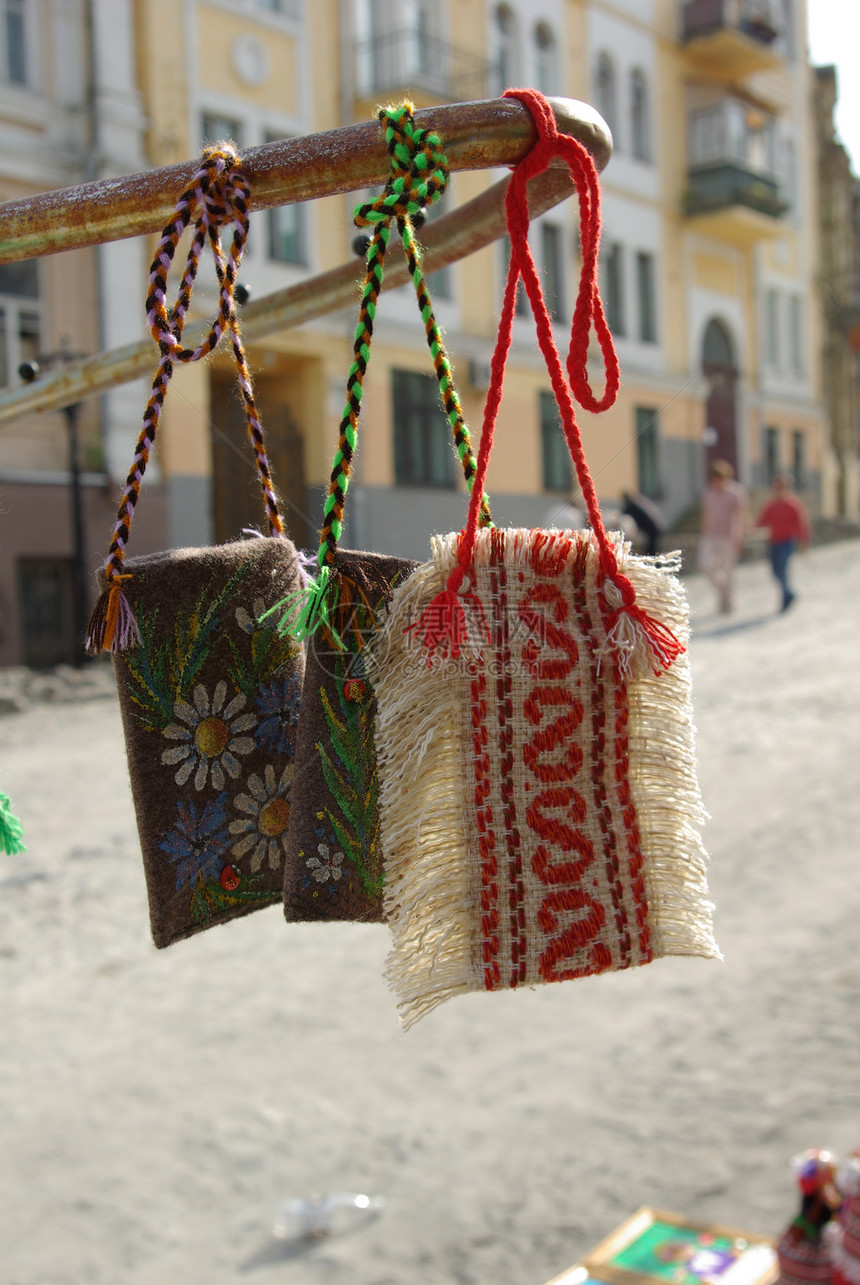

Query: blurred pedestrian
left=542, top=497, right=584, bottom=530
left=622, top=491, right=667, bottom=557
left=700, top=460, right=747, bottom=613
left=755, top=473, right=811, bottom=612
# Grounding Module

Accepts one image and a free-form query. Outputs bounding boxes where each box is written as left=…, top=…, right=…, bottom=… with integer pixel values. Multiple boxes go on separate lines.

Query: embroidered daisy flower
left=255, top=673, right=302, bottom=757
left=306, top=841, right=344, bottom=884
left=161, top=681, right=257, bottom=791
left=229, top=763, right=294, bottom=872
left=159, top=791, right=230, bottom=890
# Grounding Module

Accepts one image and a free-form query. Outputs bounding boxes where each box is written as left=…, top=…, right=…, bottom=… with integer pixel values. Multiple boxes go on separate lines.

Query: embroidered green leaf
left=315, top=652, right=384, bottom=897
left=318, top=744, right=362, bottom=820
left=319, top=686, right=356, bottom=769
left=327, top=809, right=383, bottom=898
left=122, top=607, right=176, bottom=729
left=190, top=878, right=280, bottom=924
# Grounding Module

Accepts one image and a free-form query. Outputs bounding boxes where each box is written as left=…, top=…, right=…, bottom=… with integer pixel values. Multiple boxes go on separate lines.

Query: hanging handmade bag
left=87, top=145, right=305, bottom=948
left=364, top=89, right=720, bottom=1027
left=272, top=104, right=492, bottom=923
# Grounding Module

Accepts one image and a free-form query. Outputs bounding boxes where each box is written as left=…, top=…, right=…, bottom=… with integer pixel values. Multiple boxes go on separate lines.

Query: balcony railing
left=681, top=0, right=780, bottom=46
left=355, top=30, right=497, bottom=104
left=685, top=163, right=787, bottom=218
left=685, top=97, right=789, bottom=229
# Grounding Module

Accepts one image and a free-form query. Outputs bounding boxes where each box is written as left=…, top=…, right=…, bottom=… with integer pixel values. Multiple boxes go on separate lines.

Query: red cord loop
left=411, top=88, right=683, bottom=675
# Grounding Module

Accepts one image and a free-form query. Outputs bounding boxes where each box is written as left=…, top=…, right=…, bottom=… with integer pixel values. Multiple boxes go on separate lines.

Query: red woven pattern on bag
left=471, top=666, right=499, bottom=989
left=466, top=530, right=653, bottom=991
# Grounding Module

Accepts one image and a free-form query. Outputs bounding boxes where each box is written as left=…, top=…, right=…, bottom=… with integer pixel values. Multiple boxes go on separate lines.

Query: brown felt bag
left=271, top=103, right=489, bottom=924
left=87, top=143, right=305, bottom=946
left=282, top=549, right=416, bottom=923
left=106, top=539, right=304, bottom=946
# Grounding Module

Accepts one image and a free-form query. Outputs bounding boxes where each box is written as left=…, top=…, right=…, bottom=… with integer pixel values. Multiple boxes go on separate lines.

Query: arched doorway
left=701, top=318, right=738, bottom=476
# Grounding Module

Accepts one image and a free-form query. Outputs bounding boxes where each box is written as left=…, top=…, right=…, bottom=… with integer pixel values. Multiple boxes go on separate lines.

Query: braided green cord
left=318, top=219, right=390, bottom=572
left=318, top=104, right=490, bottom=564
left=271, top=104, right=490, bottom=641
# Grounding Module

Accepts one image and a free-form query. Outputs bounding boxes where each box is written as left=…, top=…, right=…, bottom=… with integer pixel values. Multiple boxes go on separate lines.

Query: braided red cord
left=451, top=87, right=619, bottom=593
left=424, top=88, right=681, bottom=673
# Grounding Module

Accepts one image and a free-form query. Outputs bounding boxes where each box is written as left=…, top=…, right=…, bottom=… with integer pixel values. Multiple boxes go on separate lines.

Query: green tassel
left=261, top=564, right=342, bottom=645
left=0, top=793, right=25, bottom=855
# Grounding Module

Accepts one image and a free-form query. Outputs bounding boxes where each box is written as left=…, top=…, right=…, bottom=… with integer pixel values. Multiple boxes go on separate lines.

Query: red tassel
left=601, top=568, right=685, bottom=676
left=404, top=588, right=488, bottom=666
left=627, top=604, right=685, bottom=673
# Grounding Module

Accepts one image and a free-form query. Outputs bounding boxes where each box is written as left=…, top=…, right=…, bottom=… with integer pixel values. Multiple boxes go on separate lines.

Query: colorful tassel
left=85, top=576, right=140, bottom=655
left=264, top=563, right=343, bottom=646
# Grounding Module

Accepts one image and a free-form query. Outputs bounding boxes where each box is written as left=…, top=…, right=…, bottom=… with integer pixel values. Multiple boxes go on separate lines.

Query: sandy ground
left=1, top=540, right=858, bottom=1285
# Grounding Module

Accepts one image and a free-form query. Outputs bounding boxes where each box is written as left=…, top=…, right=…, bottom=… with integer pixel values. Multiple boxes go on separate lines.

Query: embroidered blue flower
left=159, top=791, right=231, bottom=889
left=255, top=673, right=301, bottom=756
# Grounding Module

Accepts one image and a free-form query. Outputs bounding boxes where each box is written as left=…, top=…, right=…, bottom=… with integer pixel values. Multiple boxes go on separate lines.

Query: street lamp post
left=18, top=353, right=91, bottom=667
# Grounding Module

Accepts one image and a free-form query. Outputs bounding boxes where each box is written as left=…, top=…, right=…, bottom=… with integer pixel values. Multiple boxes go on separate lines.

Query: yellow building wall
left=135, top=0, right=192, bottom=165
left=195, top=6, right=299, bottom=117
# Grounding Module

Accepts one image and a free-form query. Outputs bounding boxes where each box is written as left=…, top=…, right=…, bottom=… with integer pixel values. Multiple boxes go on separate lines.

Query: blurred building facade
left=813, top=64, right=860, bottom=518
left=0, top=0, right=843, bottom=666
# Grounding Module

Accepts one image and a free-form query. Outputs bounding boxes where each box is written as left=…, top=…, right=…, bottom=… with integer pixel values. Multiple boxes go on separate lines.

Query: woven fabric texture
left=108, top=537, right=305, bottom=947
left=284, top=550, right=417, bottom=923
left=367, top=527, right=719, bottom=1028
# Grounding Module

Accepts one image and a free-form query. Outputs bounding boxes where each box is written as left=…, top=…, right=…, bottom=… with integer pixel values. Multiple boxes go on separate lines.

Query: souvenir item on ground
left=365, top=88, right=720, bottom=1028
left=826, top=1152, right=860, bottom=1285
left=273, top=103, right=489, bottom=923
left=87, top=144, right=305, bottom=947
left=777, top=1149, right=842, bottom=1285
left=0, top=793, right=25, bottom=854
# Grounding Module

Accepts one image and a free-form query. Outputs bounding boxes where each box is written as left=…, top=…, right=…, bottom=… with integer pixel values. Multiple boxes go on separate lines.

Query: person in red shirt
left=755, top=473, right=812, bottom=611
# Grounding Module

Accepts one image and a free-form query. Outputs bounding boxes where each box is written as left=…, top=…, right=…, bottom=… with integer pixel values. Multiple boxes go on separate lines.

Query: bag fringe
left=614, top=545, right=721, bottom=963
left=366, top=555, right=482, bottom=1028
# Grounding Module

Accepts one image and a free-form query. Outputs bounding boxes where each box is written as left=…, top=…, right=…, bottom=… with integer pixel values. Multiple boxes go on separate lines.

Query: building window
left=764, top=425, right=780, bottom=483
left=392, top=368, right=455, bottom=487
left=17, top=558, right=77, bottom=669
left=540, top=223, right=564, bottom=322
left=765, top=288, right=780, bottom=366
left=630, top=68, right=651, bottom=162
left=268, top=203, right=305, bottom=264
left=603, top=242, right=625, bottom=337
left=265, top=133, right=305, bottom=264
left=595, top=52, right=618, bottom=147
left=635, top=407, right=660, bottom=498
left=493, top=4, right=519, bottom=94
left=636, top=251, right=657, bottom=343
left=0, top=259, right=40, bottom=387
left=201, top=113, right=243, bottom=146
left=533, top=22, right=558, bottom=95
left=788, top=294, right=803, bottom=374
left=540, top=389, right=572, bottom=492
left=2, top=0, right=27, bottom=85
left=792, top=429, right=805, bottom=489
